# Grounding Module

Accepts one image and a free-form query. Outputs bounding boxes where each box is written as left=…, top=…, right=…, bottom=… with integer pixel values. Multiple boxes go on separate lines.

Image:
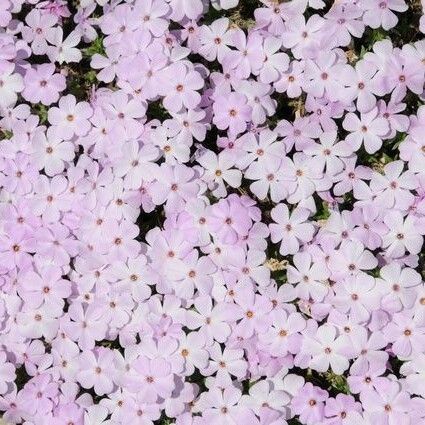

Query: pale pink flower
left=269, top=203, right=315, bottom=255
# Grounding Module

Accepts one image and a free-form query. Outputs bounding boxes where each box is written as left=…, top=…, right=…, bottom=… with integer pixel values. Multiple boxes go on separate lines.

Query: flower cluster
left=0, top=0, right=425, bottom=424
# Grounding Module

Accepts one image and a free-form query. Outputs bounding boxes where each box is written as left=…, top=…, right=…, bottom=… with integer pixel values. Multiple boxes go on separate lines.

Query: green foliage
left=315, top=201, right=331, bottom=221
left=32, top=104, right=49, bottom=124
left=147, top=100, right=171, bottom=122
left=288, top=419, right=303, bottom=425
left=67, top=67, right=97, bottom=98
left=82, top=37, right=105, bottom=58
left=324, top=371, right=350, bottom=394
left=0, top=129, right=13, bottom=140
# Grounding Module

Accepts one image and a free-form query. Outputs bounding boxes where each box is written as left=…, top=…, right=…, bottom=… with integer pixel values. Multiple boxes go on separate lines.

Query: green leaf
left=324, top=371, right=350, bottom=394
left=82, top=37, right=105, bottom=58
left=0, top=129, right=13, bottom=140
left=32, top=104, right=49, bottom=124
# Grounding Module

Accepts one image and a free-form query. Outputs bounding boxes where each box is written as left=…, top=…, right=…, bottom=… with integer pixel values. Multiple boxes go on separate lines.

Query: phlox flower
left=21, top=9, right=58, bottom=55
left=198, top=386, right=257, bottom=425
left=237, top=80, right=277, bottom=126
left=22, top=64, right=66, bottom=106
left=77, top=348, right=115, bottom=396
left=203, top=342, right=247, bottom=383
left=351, top=205, right=386, bottom=250
left=332, top=274, right=380, bottom=323
left=133, top=0, right=170, bottom=37
left=0, top=352, right=15, bottom=395
left=287, top=252, right=330, bottom=302
left=166, top=249, right=216, bottom=299
left=377, top=97, right=410, bottom=139
left=0, top=62, right=24, bottom=108
left=19, top=374, right=58, bottom=417
left=213, top=92, right=252, bottom=136
left=199, top=18, right=233, bottom=62
left=130, top=355, right=175, bottom=399
left=167, top=108, right=207, bottom=143
left=198, top=150, right=242, bottom=198
left=18, top=265, right=71, bottom=314
left=377, top=262, right=421, bottom=313
left=159, top=62, right=204, bottom=112
left=275, top=60, right=305, bottom=98
left=285, top=153, right=332, bottom=205
left=382, top=211, right=425, bottom=258
left=168, top=0, right=204, bottom=21
left=225, top=246, right=270, bottom=287
left=333, top=157, right=372, bottom=198
left=103, top=91, right=146, bottom=138
left=269, top=203, right=315, bottom=255
left=343, top=107, right=389, bottom=153
left=90, top=45, right=121, bottom=84
left=346, top=59, right=379, bottom=113
left=324, top=394, right=362, bottom=425
left=16, top=304, right=60, bottom=340
left=46, top=28, right=82, bottom=64
left=233, top=290, right=273, bottom=338
left=237, top=129, right=284, bottom=169
left=328, top=240, right=378, bottom=279
left=224, top=30, right=265, bottom=79
left=304, top=130, right=353, bottom=176
left=291, top=383, right=328, bottom=425
left=0, top=226, right=35, bottom=271
left=33, top=175, right=71, bottom=223
left=360, top=380, right=411, bottom=425
left=325, top=3, right=365, bottom=47
left=360, top=0, right=408, bottom=30
left=99, top=4, right=139, bottom=48
left=186, top=296, right=235, bottom=344
left=384, top=310, right=425, bottom=359
left=400, top=353, right=425, bottom=397
left=121, top=391, right=161, bottom=423
left=151, top=163, right=200, bottom=212
left=62, top=303, right=108, bottom=350
left=369, top=160, right=416, bottom=210
left=208, top=197, right=253, bottom=244
left=259, top=309, right=306, bottom=357
left=304, top=96, right=342, bottom=132
left=245, top=156, right=295, bottom=202
left=48, top=94, right=92, bottom=140
left=33, top=127, right=74, bottom=176
left=258, top=36, right=289, bottom=84
left=301, top=324, right=350, bottom=375
left=350, top=327, right=389, bottom=375
left=175, top=332, right=209, bottom=376
left=1, top=154, right=39, bottom=196
left=114, top=140, right=159, bottom=189
left=303, top=51, right=356, bottom=104
left=277, top=116, right=322, bottom=152
left=282, top=14, right=325, bottom=60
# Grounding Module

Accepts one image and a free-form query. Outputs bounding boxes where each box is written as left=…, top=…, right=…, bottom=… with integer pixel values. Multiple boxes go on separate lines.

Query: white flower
left=0, top=63, right=23, bottom=108
left=46, top=28, right=82, bottom=64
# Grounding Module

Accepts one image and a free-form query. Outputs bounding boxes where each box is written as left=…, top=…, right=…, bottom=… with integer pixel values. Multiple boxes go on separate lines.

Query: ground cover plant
left=0, top=0, right=425, bottom=424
